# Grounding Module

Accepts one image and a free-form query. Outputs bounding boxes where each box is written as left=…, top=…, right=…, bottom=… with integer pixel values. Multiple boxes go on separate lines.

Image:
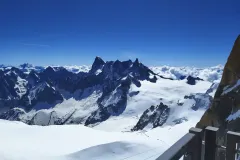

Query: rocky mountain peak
left=44, top=66, right=55, bottom=75
left=10, top=67, right=21, bottom=72
left=133, top=58, right=140, bottom=67
left=90, top=56, right=105, bottom=73
left=27, top=70, right=40, bottom=86
left=19, top=63, right=33, bottom=69
left=186, top=76, right=203, bottom=85
left=28, top=70, right=38, bottom=76
left=197, top=35, right=240, bottom=145
left=95, top=56, right=104, bottom=62
left=132, top=102, right=170, bottom=131
left=219, top=35, right=240, bottom=87
left=8, top=67, right=25, bottom=78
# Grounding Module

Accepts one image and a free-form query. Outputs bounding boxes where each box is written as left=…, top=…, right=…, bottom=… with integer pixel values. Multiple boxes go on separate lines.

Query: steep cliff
left=197, top=35, right=240, bottom=135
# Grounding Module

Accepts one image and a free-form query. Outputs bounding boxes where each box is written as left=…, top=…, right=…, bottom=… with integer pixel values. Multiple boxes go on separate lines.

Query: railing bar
left=204, top=126, right=218, bottom=160
left=157, top=127, right=240, bottom=160
left=156, top=133, right=195, bottom=160
left=188, top=127, right=203, bottom=160
left=227, top=131, right=240, bottom=137
left=227, top=131, right=240, bottom=160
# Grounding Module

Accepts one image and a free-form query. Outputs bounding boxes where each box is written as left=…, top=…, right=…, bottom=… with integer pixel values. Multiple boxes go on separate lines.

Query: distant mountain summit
left=19, top=63, right=34, bottom=69
left=90, top=56, right=105, bottom=74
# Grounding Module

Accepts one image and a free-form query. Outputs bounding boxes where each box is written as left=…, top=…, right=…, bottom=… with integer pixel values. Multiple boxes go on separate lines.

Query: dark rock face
left=19, top=63, right=33, bottom=69
left=0, top=108, right=25, bottom=121
left=186, top=76, right=203, bottom=85
left=0, top=57, right=158, bottom=126
left=90, top=57, right=105, bottom=74
left=20, top=82, right=64, bottom=111
left=132, top=102, right=170, bottom=131
left=206, top=83, right=219, bottom=95
left=196, top=35, right=240, bottom=153
left=184, top=93, right=213, bottom=111
left=85, top=58, right=156, bottom=126
left=0, top=64, right=64, bottom=113
left=179, top=75, right=187, bottom=80
left=85, top=77, right=132, bottom=125
left=197, top=35, right=240, bottom=128
left=0, top=68, right=26, bottom=112
left=27, top=70, right=40, bottom=87
left=173, top=117, right=188, bottom=125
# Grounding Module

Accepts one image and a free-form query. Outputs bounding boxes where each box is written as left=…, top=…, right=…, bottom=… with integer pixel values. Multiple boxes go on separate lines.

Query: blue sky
left=0, top=0, right=239, bottom=67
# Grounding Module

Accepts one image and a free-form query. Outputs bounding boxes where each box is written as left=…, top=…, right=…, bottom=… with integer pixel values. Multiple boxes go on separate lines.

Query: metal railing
left=156, top=126, right=240, bottom=160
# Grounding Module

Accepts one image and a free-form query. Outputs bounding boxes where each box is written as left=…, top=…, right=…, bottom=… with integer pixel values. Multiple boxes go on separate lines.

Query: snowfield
left=0, top=78, right=213, bottom=160
left=0, top=119, right=198, bottom=160
left=94, top=78, right=212, bottom=132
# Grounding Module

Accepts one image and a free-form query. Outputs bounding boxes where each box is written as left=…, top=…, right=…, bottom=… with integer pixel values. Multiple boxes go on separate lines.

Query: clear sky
left=0, top=0, right=239, bottom=67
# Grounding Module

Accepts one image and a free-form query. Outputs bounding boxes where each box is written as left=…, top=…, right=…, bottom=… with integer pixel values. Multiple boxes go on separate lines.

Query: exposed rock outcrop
left=132, top=102, right=170, bottom=131
left=186, top=76, right=203, bottom=85
left=184, top=93, right=212, bottom=111
left=196, top=35, right=240, bottom=146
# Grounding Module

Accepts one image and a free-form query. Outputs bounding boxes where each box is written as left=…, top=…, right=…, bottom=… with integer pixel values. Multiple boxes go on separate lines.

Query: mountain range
left=0, top=57, right=221, bottom=132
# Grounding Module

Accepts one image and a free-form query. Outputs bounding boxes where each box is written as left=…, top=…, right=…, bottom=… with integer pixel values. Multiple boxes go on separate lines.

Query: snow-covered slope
left=0, top=119, right=196, bottom=160
left=94, top=77, right=213, bottom=132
